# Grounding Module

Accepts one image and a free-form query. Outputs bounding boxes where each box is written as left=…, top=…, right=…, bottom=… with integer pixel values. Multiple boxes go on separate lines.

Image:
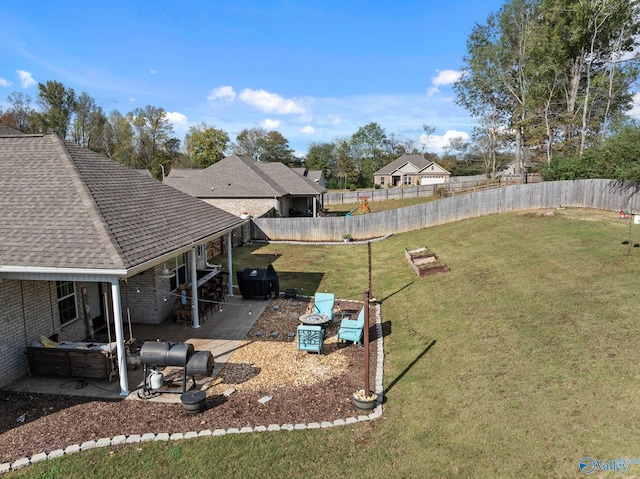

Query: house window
left=56, top=281, right=77, bottom=325
left=380, top=177, right=385, bottom=185
left=403, top=176, right=412, bottom=186
left=169, top=254, right=187, bottom=290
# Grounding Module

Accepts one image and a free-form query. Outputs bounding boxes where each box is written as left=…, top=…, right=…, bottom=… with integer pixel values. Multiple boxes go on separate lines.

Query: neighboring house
left=373, top=154, right=451, bottom=187
left=292, top=167, right=325, bottom=188
left=164, top=154, right=326, bottom=218
left=0, top=131, right=246, bottom=394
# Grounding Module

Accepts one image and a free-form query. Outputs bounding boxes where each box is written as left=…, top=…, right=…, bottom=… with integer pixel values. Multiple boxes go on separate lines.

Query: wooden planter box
left=27, top=342, right=116, bottom=380
left=405, top=247, right=450, bottom=278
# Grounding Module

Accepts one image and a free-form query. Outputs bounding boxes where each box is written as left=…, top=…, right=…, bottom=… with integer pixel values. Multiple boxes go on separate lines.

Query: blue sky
left=0, top=1, right=506, bottom=156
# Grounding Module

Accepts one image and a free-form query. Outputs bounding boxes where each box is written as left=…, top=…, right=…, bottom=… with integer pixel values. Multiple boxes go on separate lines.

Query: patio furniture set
left=176, top=269, right=229, bottom=325
left=296, top=292, right=366, bottom=357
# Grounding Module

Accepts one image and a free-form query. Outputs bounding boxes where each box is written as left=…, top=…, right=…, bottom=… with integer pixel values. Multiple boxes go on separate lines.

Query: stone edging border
left=1, top=303, right=385, bottom=473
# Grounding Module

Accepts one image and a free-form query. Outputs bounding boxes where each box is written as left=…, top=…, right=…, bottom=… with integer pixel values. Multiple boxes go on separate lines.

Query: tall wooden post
left=368, top=241, right=372, bottom=298
left=363, top=289, right=370, bottom=395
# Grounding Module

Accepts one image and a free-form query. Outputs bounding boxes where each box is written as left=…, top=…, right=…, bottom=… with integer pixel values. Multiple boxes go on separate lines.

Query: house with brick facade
left=164, top=154, right=326, bottom=218
left=0, top=128, right=245, bottom=394
left=373, top=153, right=451, bottom=188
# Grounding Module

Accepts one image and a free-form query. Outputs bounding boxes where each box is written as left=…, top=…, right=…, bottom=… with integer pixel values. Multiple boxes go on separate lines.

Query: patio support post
left=109, top=278, right=129, bottom=396
left=226, top=232, right=234, bottom=297
left=191, top=247, right=200, bottom=328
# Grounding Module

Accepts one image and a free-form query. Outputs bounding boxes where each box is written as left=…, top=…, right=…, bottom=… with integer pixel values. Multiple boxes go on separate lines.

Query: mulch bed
left=0, top=297, right=380, bottom=465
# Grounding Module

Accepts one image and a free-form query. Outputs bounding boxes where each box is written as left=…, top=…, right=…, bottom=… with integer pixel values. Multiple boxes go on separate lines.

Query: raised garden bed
left=405, top=246, right=450, bottom=278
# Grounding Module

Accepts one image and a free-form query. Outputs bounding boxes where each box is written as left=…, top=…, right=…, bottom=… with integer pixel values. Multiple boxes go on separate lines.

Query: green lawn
left=12, top=208, right=640, bottom=478
left=324, top=195, right=438, bottom=216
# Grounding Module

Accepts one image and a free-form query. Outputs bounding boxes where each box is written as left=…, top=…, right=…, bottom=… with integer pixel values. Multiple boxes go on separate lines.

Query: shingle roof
left=165, top=154, right=325, bottom=198
left=0, top=135, right=244, bottom=272
left=374, top=154, right=435, bottom=175
left=0, top=124, right=25, bottom=136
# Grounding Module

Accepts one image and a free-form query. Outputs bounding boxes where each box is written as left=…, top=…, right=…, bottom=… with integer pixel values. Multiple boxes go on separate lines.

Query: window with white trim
left=56, top=281, right=77, bottom=325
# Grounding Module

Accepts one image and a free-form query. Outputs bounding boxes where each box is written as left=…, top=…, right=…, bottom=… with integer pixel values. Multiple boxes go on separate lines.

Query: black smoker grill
left=139, top=341, right=214, bottom=396
left=236, top=264, right=280, bottom=299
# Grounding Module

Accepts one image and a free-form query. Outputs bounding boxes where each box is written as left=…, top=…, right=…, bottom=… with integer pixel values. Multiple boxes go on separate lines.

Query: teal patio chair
left=296, top=325, right=324, bottom=358
left=313, top=292, right=335, bottom=323
left=337, top=307, right=365, bottom=346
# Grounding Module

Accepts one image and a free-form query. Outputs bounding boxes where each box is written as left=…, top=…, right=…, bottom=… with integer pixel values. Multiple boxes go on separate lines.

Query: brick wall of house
left=0, top=279, right=107, bottom=387
left=123, top=268, right=175, bottom=325
left=204, top=198, right=279, bottom=217
left=0, top=280, right=29, bottom=387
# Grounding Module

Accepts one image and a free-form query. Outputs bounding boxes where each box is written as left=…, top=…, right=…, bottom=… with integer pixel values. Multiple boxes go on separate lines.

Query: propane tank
left=149, top=368, right=163, bottom=390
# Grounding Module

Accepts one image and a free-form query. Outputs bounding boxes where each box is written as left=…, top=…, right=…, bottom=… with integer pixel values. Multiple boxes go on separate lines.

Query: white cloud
left=261, top=118, right=280, bottom=129
left=129, top=97, right=136, bottom=102
left=207, top=85, right=236, bottom=102
left=300, top=125, right=315, bottom=134
left=0, top=78, right=11, bottom=87
left=432, top=69, right=462, bottom=87
left=166, top=111, right=188, bottom=127
left=239, top=88, right=306, bottom=115
left=328, top=114, right=342, bottom=125
left=150, top=69, right=158, bottom=75
left=422, top=129, right=470, bottom=151
left=16, top=70, right=36, bottom=88
left=428, top=69, right=463, bottom=97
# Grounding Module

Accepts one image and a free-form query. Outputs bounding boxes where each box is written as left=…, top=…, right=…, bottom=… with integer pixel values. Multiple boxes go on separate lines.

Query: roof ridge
left=231, top=155, right=287, bottom=195
left=52, top=136, right=129, bottom=270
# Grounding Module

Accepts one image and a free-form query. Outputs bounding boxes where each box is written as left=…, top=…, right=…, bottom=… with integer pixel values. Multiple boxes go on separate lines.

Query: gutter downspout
left=191, top=247, right=200, bottom=328
left=109, top=278, right=129, bottom=396
left=226, top=233, right=234, bottom=297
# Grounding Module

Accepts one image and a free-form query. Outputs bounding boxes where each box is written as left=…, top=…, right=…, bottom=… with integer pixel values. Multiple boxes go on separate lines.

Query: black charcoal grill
left=236, top=264, right=279, bottom=299
left=139, top=340, right=213, bottom=396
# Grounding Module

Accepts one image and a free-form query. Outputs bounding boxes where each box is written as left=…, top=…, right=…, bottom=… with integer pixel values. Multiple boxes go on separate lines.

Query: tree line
left=455, top=0, right=640, bottom=180
left=6, top=0, right=639, bottom=189
left=1, top=80, right=476, bottom=187
left=0, top=81, right=302, bottom=179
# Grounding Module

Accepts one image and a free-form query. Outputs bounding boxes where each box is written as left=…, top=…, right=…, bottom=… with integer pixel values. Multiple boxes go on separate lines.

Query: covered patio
left=6, top=295, right=270, bottom=403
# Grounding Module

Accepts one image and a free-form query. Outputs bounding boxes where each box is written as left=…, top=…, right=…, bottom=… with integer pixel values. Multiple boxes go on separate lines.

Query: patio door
left=87, top=282, right=105, bottom=333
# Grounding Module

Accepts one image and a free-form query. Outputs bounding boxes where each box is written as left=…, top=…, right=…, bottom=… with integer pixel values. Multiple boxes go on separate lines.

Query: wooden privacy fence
left=253, top=179, right=640, bottom=242
left=323, top=177, right=491, bottom=205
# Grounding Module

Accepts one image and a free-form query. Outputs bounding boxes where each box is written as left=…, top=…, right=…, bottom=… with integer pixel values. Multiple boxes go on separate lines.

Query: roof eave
left=124, top=220, right=247, bottom=278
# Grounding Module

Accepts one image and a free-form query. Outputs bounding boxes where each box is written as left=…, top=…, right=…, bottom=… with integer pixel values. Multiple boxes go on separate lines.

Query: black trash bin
left=236, top=264, right=279, bottom=299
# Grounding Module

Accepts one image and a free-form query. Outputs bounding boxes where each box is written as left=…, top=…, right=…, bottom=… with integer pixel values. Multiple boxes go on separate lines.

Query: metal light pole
left=363, top=289, right=370, bottom=396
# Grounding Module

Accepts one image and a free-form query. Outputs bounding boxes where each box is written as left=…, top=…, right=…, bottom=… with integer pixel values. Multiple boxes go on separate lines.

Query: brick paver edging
left=1, top=303, right=384, bottom=474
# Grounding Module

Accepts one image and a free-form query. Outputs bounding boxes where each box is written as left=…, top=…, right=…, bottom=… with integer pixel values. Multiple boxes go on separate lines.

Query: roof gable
left=417, top=162, right=450, bottom=175
left=165, top=155, right=325, bottom=198
left=374, top=154, right=450, bottom=176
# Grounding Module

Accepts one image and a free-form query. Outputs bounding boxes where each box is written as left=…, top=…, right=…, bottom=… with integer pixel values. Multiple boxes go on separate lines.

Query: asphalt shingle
left=0, top=135, right=244, bottom=271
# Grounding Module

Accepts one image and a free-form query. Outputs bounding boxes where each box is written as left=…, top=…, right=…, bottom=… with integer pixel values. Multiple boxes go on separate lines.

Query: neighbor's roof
left=0, top=124, right=25, bottom=136
left=165, top=154, right=325, bottom=198
left=0, top=134, right=244, bottom=273
left=374, top=153, right=450, bottom=175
